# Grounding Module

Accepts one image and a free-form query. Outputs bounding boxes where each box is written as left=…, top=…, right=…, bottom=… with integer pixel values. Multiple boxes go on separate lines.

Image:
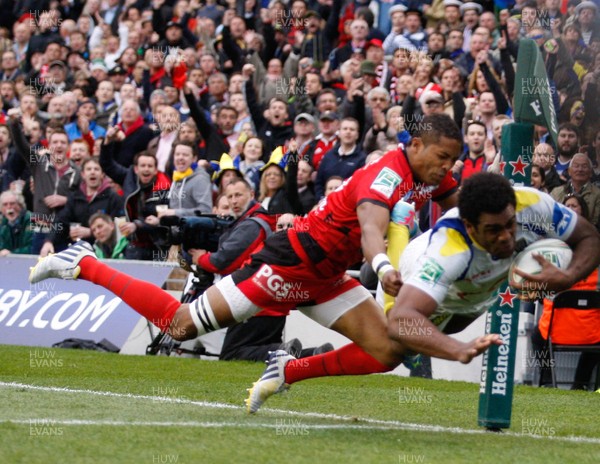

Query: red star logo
left=498, top=288, right=517, bottom=307
left=509, top=156, right=529, bottom=177
left=499, top=161, right=506, bottom=174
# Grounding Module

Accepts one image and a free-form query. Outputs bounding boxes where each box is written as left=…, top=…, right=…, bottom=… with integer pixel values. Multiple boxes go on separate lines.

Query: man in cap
left=365, top=39, right=388, bottom=86
left=157, top=21, right=193, bottom=50
left=90, top=61, right=109, bottom=82
left=404, top=9, right=427, bottom=50
left=383, top=4, right=413, bottom=55
left=64, top=98, right=107, bottom=142
left=108, top=65, right=128, bottom=94
left=573, top=1, right=600, bottom=45
left=300, top=10, right=331, bottom=65
left=44, top=60, right=69, bottom=96
left=293, top=113, right=317, bottom=160
left=310, top=111, right=340, bottom=171
left=460, top=2, right=483, bottom=53
left=418, top=85, right=446, bottom=117
left=443, top=0, right=464, bottom=30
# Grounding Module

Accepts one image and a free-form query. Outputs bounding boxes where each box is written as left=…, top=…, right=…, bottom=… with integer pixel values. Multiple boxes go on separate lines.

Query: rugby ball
left=509, top=239, right=572, bottom=285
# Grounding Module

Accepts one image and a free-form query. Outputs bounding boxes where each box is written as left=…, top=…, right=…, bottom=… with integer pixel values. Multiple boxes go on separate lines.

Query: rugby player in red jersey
left=30, top=114, right=494, bottom=412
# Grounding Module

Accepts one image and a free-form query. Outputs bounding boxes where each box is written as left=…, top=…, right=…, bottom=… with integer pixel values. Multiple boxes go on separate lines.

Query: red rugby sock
left=284, top=343, right=392, bottom=384
left=78, top=257, right=180, bottom=332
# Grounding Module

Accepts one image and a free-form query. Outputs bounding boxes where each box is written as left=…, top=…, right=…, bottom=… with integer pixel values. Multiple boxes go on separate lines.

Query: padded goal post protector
left=477, top=122, right=534, bottom=429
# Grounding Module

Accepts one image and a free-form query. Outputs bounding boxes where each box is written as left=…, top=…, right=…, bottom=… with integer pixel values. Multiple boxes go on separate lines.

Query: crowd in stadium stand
left=0, top=0, right=600, bottom=382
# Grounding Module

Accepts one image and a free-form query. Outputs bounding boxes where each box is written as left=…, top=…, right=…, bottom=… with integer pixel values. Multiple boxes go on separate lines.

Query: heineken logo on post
left=513, top=39, right=559, bottom=146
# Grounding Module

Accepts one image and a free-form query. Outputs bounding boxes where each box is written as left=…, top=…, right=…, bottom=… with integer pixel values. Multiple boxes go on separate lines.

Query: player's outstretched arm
left=357, top=201, right=402, bottom=296
left=387, top=285, right=501, bottom=363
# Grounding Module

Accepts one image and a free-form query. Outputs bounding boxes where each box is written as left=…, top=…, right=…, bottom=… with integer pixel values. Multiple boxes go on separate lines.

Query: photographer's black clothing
left=219, top=316, right=286, bottom=361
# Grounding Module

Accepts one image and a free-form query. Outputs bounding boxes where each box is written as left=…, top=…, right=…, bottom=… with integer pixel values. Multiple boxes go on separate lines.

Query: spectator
left=0, top=50, right=21, bottom=81
left=383, top=5, right=410, bottom=55
left=324, top=175, right=343, bottom=197
left=258, top=143, right=303, bottom=215
left=292, top=113, right=316, bottom=161
left=111, top=99, right=155, bottom=168
left=310, top=111, right=340, bottom=172
left=328, top=18, right=369, bottom=78
left=212, top=153, right=245, bottom=197
left=89, top=213, right=128, bottom=259
left=0, top=123, right=16, bottom=191
left=183, top=82, right=233, bottom=164
left=95, top=80, right=119, bottom=128
left=8, top=114, right=78, bottom=254
left=315, top=118, right=366, bottom=199
left=460, top=2, right=482, bottom=54
left=530, top=164, right=548, bottom=193
left=65, top=99, right=107, bottom=141
left=364, top=105, right=402, bottom=153
left=154, top=105, right=181, bottom=173
left=442, top=1, right=463, bottom=32
left=297, top=159, right=316, bottom=213
left=243, top=65, right=294, bottom=159
left=156, top=141, right=213, bottom=219
left=452, top=120, right=490, bottom=183
left=100, top=131, right=172, bottom=261
left=555, top=123, right=581, bottom=179
left=533, top=143, right=563, bottom=191
left=550, top=153, right=600, bottom=227
left=237, top=136, right=265, bottom=192
left=570, top=1, right=600, bottom=46
left=40, top=156, right=124, bottom=255
left=0, top=190, right=32, bottom=256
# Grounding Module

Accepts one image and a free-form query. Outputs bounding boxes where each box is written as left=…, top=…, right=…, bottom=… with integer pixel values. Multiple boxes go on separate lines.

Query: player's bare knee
left=386, top=316, right=402, bottom=342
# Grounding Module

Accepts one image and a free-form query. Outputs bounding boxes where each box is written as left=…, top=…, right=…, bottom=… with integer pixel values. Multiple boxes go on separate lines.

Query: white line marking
left=1, top=381, right=598, bottom=444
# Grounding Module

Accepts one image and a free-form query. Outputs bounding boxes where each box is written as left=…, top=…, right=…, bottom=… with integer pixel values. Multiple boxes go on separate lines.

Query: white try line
left=1, top=381, right=598, bottom=445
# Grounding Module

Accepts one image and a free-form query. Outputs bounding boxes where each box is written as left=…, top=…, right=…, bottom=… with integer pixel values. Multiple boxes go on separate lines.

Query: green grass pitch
left=1, top=345, right=599, bottom=464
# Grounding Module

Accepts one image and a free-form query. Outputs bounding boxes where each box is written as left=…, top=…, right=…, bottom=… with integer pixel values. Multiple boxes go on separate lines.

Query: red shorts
left=215, top=232, right=372, bottom=327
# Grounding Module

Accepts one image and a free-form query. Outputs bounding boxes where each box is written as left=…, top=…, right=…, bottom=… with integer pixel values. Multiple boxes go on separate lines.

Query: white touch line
left=1, top=381, right=598, bottom=445
left=2, top=418, right=446, bottom=431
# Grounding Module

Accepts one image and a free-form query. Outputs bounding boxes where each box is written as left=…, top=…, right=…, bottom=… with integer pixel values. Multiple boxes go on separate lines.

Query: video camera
left=154, top=212, right=235, bottom=252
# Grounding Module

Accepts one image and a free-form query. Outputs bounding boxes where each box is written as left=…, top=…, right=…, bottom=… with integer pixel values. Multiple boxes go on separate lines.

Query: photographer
left=187, top=178, right=275, bottom=276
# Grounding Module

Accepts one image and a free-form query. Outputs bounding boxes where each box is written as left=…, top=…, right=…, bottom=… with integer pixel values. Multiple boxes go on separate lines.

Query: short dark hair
left=81, top=156, right=101, bottom=170
left=217, top=105, right=238, bottom=119
left=133, top=150, right=157, bottom=167
left=558, top=122, right=579, bottom=137
left=227, top=177, right=253, bottom=191
left=428, top=32, right=446, bottom=44
left=173, top=140, right=199, bottom=159
left=459, top=173, right=516, bottom=226
left=564, top=193, right=589, bottom=220
left=415, top=114, right=462, bottom=145
left=466, top=120, right=487, bottom=132
left=316, top=88, right=337, bottom=103
left=49, top=127, right=68, bottom=141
